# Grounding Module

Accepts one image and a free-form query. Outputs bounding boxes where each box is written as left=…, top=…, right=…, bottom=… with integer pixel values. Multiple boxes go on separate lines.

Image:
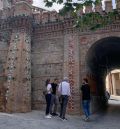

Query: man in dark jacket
left=81, top=78, right=91, bottom=121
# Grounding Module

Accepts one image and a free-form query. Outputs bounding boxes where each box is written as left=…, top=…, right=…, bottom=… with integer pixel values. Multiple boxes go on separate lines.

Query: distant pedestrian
left=105, top=91, right=110, bottom=100
left=58, top=77, right=71, bottom=120
left=50, top=78, right=59, bottom=116
left=45, top=79, right=52, bottom=118
left=81, top=78, right=91, bottom=121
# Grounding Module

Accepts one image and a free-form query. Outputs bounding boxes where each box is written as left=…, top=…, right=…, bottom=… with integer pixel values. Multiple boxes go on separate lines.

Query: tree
left=44, top=0, right=120, bottom=30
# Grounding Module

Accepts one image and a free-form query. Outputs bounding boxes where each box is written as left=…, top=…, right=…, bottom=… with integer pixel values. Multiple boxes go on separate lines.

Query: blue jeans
left=82, top=100, right=90, bottom=118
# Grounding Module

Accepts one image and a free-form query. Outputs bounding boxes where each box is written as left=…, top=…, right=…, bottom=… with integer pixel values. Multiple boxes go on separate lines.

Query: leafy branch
left=44, top=0, right=120, bottom=30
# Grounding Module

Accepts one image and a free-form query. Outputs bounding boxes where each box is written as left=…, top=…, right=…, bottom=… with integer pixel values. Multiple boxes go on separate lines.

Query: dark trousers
left=45, top=94, right=51, bottom=115
left=60, top=95, right=69, bottom=118
left=50, top=94, right=58, bottom=114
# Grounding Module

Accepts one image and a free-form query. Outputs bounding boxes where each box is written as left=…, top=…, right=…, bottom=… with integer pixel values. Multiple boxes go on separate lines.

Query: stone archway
left=86, top=37, right=120, bottom=110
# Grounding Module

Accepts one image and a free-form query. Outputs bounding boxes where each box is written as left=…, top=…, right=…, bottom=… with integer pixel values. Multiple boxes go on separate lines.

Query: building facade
left=0, top=0, right=120, bottom=114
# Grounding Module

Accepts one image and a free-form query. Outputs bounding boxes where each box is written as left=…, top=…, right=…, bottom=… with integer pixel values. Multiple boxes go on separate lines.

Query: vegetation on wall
left=44, top=0, right=120, bottom=30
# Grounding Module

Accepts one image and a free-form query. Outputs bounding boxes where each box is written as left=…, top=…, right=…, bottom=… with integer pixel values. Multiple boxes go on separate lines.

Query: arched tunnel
left=86, top=37, right=120, bottom=108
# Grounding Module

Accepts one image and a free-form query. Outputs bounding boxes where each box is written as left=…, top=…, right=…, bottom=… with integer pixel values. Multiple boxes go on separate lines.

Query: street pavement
left=0, top=97, right=120, bottom=129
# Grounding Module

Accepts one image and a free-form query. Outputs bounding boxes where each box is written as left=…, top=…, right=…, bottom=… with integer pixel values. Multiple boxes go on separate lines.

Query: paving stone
left=0, top=99, right=120, bottom=129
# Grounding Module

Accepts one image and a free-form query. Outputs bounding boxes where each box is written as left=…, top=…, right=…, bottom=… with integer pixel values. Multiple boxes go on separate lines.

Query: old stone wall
left=79, top=25, right=120, bottom=82
left=0, top=0, right=120, bottom=114
left=4, top=28, right=31, bottom=113
left=31, top=17, right=82, bottom=114
left=31, top=18, right=120, bottom=114
left=0, top=31, right=10, bottom=111
left=31, top=27, right=64, bottom=110
left=79, top=24, right=120, bottom=112
left=0, top=15, right=32, bottom=113
left=0, top=0, right=33, bottom=113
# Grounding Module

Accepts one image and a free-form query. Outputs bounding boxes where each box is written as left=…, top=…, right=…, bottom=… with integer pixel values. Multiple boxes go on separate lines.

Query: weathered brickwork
left=0, top=1, right=32, bottom=113
left=4, top=28, right=31, bottom=112
left=0, top=0, right=120, bottom=114
left=0, top=31, right=10, bottom=111
left=31, top=35, right=64, bottom=110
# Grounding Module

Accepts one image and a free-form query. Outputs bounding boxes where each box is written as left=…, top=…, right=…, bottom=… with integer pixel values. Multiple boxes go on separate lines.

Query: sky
left=33, top=0, right=116, bottom=11
left=33, top=0, right=63, bottom=11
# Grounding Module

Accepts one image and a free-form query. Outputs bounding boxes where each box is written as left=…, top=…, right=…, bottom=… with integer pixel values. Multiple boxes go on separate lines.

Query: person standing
left=81, top=78, right=91, bottom=121
left=45, top=79, right=52, bottom=118
left=58, top=77, right=71, bottom=120
left=50, top=78, right=59, bottom=116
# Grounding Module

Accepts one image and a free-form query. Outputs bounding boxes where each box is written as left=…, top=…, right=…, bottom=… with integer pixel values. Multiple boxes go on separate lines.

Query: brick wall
left=32, top=30, right=64, bottom=110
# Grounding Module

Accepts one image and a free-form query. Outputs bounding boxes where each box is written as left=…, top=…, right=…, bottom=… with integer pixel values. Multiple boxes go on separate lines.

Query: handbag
left=43, top=90, right=47, bottom=96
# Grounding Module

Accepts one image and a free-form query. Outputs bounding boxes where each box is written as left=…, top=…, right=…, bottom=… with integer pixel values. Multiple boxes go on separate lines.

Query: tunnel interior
left=86, top=37, right=120, bottom=105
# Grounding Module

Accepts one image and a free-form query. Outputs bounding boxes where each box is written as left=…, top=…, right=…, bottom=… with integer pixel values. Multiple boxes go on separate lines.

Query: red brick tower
left=4, top=0, right=32, bottom=112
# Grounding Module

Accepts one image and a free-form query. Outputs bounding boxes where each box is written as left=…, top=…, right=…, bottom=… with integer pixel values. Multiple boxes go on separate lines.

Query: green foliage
left=44, top=0, right=120, bottom=30
left=75, top=10, right=119, bottom=31
left=44, top=0, right=53, bottom=7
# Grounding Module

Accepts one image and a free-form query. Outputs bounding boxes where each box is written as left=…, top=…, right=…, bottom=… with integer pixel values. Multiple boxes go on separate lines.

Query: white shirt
left=47, top=84, right=52, bottom=94
left=58, top=81, right=71, bottom=96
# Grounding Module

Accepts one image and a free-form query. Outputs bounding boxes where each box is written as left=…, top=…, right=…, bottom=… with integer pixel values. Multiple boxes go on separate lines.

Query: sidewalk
left=110, top=95, right=120, bottom=100
left=0, top=109, right=120, bottom=129
left=0, top=110, right=98, bottom=129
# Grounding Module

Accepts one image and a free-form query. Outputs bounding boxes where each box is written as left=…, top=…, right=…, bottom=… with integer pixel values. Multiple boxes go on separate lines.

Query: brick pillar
left=85, top=5, right=93, bottom=13
left=63, top=33, right=80, bottom=115
left=105, top=0, right=113, bottom=12
left=94, top=3, right=103, bottom=12
left=116, top=0, right=120, bottom=9
left=5, top=16, right=32, bottom=113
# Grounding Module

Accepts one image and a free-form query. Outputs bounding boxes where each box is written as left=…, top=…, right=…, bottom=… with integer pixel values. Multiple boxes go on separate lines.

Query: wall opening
left=86, top=37, right=120, bottom=110
left=106, top=69, right=120, bottom=96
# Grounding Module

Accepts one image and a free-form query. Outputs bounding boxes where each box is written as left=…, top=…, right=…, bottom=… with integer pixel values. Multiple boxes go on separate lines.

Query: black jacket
left=81, top=83, right=90, bottom=100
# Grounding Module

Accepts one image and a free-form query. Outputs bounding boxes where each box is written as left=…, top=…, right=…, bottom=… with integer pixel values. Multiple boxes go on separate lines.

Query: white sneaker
left=49, top=114, right=52, bottom=117
left=45, top=115, right=51, bottom=119
left=84, top=117, right=89, bottom=122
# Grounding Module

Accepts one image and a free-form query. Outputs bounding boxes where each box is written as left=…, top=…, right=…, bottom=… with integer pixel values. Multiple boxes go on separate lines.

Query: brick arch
left=85, top=36, right=120, bottom=108
left=80, top=33, right=120, bottom=78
